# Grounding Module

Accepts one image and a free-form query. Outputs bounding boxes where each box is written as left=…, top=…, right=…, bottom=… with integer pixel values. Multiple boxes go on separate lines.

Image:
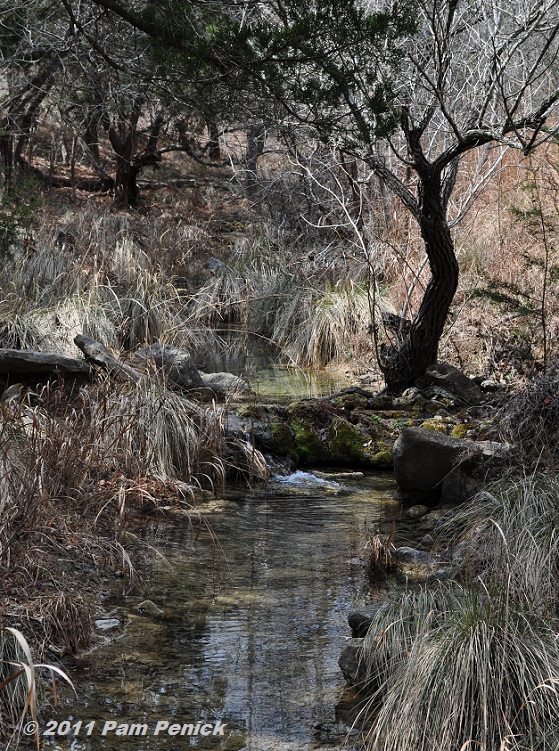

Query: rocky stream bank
left=0, top=337, right=517, bottom=743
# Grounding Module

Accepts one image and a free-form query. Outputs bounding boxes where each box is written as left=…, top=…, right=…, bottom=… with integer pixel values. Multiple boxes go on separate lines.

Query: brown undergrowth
left=0, top=366, right=263, bottom=741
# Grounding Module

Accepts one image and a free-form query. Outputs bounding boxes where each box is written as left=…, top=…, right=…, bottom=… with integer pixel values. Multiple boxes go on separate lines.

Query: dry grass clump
left=269, top=280, right=373, bottom=367
left=0, top=626, right=74, bottom=745
left=365, top=527, right=397, bottom=580
left=0, top=206, right=215, bottom=356
left=360, top=583, right=559, bottom=751
left=438, top=475, right=559, bottom=613
left=0, top=377, right=227, bottom=513
left=188, top=229, right=376, bottom=367
left=498, top=364, right=559, bottom=465
left=358, top=475, right=559, bottom=751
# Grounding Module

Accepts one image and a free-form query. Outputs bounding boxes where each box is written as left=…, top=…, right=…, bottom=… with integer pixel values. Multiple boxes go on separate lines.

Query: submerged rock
left=135, top=600, right=164, bottom=618
left=392, top=546, right=437, bottom=565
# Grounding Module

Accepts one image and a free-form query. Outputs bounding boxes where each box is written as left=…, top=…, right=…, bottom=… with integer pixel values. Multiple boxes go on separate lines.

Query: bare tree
left=0, top=1, right=71, bottom=187
left=252, top=0, right=559, bottom=389
left=74, top=0, right=559, bottom=388
left=361, top=0, right=559, bottom=389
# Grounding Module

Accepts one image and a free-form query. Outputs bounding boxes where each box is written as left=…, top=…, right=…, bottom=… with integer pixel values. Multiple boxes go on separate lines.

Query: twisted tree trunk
left=380, top=169, right=459, bottom=392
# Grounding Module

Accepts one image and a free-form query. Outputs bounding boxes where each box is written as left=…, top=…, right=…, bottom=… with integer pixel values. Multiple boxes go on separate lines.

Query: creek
left=193, top=331, right=353, bottom=402
left=44, top=473, right=402, bottom=751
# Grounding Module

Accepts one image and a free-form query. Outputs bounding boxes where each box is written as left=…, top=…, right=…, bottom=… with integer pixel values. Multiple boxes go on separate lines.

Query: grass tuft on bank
left=359, top=474, right=559, bottom=751
left=361, top=582, right=559, bottom=751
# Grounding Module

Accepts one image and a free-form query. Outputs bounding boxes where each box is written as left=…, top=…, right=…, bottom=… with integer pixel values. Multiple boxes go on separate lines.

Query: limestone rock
left=135, top=600, right=164, bottom=617
left=393, top=427, right=480, bottom=499
left=348, top=611, right=373, bottom=637
left=418, top=533, right=435, bottom=549
left=133, top=343, right=203, bottom=389
left=1, top=383, right=24, bottom=403
left=0, top=348, right=90, bottom=376
left=392, top=546, right=437, bottom=565
left=338, top=639, right=367, bottom=686
left=199, top=371, right=252, bottom=397
left=417, top=362, right=483, bottom=405
left=94, top=618, right=120, bottom=631
left=440, top=467, right=480, bottom=504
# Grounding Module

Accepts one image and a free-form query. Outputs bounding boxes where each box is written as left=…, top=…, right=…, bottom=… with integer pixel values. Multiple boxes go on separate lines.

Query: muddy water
left=44, top=474, right=400, bottom=751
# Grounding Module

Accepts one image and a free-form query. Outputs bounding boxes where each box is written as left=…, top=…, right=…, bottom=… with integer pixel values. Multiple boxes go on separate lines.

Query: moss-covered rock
left=328, top=416, right=393, bottom=469
left=451, top=423, right=470, bottom=439
left=420, top=419, right=448, bottom=434
left=286, top=401, right=335, bottom=464
left=269, top=421, right=298, bottom=459
left=235, top=404, right=268, bottom=420
left=334, top=392, right=369, bottom=410
left=234, top=397, right=401, bottom=470
left=328, top=417, right=371, bottom=464
left=423, top=400, right=451, bottom=414
left=369, top=447, right=394, bottom=468
left=289, top=418, right=328, bottom=463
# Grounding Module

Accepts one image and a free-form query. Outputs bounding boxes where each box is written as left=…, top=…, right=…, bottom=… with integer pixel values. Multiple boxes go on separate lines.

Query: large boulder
left=417, top=362, right=483, bottom=405
left=133, top=343, right=203, bottom=389
left=393, top=427, right=481, bottom=501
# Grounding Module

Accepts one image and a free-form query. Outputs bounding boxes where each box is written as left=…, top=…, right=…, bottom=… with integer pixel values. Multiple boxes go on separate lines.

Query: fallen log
left=74, top=335, right=142, bottom=383
left=0, top=349, right=91, bottom=376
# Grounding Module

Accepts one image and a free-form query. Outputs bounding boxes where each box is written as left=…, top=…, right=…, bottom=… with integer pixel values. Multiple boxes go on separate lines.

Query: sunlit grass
left=360, top=583, right=559, bottom=751
left=438, top=474, right=559, bottom=613
left=0, top=627, right=74, bottom=746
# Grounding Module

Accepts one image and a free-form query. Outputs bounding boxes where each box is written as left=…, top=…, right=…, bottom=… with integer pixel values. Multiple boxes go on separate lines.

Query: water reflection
left=191, top=331, right=350, bottom=402
left=44, top=475, right=399, bottom=751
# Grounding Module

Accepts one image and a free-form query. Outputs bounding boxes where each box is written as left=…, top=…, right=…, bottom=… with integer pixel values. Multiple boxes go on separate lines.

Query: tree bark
left=380, top=170, right=459, bottom=392
left=207, top=120, right=221, bottom=161
left=106, top=103, right=164, bottom=208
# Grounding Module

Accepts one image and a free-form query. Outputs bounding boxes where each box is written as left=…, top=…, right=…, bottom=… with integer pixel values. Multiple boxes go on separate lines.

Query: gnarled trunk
left=380, top=172, right=459, bottom=392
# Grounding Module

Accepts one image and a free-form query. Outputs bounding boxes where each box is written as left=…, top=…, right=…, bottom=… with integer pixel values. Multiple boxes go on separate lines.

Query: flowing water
left=42, top=345, right=395, bottom=751
left=44, top=473, right=401, bottom=751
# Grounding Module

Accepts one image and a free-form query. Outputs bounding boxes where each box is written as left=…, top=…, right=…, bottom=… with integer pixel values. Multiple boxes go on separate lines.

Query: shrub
left=498, top=363, right=559, bottom=466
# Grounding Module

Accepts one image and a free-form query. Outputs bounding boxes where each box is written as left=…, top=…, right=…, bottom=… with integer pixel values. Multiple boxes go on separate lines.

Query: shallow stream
left=44, top=473, right=401, bottom=751
left=192, top=331, right=352, bottom=402
left=42, top=346, right=398, bottom=751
